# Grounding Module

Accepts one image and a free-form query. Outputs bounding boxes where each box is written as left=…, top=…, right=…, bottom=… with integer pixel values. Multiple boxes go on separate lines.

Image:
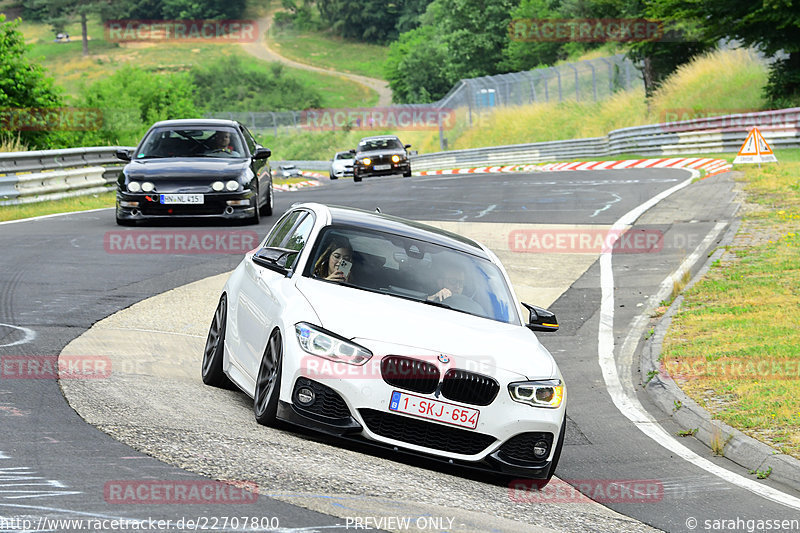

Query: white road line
left=0, top=323, right=36, bottom=348
left=598, top=169, right=800, bottom=510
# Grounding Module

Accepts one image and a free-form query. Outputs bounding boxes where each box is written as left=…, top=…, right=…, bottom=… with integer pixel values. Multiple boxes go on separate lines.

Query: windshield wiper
left=419, top=298, right=453, bottom=310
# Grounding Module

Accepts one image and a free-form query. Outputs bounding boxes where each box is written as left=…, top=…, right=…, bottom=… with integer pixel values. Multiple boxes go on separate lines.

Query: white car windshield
left=305, top=225, right=519, bottom=324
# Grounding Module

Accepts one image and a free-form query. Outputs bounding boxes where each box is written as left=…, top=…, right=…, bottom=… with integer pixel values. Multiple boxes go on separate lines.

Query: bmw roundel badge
left=437, top=354, right=450, bottom=364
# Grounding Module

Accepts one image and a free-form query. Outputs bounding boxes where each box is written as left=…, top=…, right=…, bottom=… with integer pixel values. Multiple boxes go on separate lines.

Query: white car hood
left=295, top=277, right=556, bottom=380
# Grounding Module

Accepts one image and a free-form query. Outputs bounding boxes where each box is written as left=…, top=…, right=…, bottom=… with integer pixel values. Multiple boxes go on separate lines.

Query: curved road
left=240, top=14, right=392, bottom=107
left=2, top=170, right=799, bottom=532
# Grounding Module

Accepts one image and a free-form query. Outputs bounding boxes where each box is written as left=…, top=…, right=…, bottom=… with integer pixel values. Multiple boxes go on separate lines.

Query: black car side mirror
left=253, top=147, right=271, bottom=160
left=252, top=246, right=297, bottom=275
left=522, top=303, right=559, bottom=332
left=404, top=144, right=411, bottom=149
left=115, top=149, right=131, bottom=161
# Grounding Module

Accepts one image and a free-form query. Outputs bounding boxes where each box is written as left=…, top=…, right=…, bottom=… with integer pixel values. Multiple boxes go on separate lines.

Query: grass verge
left=660, top=153, right=800, bottom=459
left=0, top=190, right=115, bottom=222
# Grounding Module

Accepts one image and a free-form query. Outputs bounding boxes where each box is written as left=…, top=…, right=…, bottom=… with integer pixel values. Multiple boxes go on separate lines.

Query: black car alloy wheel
left=254, top=329, right=283, bottom=426
left=202, top=294, right=233, bottom=388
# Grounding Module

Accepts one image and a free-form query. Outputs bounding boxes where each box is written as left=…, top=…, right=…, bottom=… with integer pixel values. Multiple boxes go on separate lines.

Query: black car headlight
left=295, top=322, right=372, bottom=365
left=508, top=379, right=564, bottom=408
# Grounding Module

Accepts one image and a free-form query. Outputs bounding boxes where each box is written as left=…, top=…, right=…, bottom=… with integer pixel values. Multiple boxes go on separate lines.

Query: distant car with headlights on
left=201, top=202, right=566, bottom=485
left=115, top=119, right=273, bottom=225
left=329, top=150, right=355, bottom=179
left=353, top=135, right=411, bottom=182
left=277, top=164, right=303, bottom=179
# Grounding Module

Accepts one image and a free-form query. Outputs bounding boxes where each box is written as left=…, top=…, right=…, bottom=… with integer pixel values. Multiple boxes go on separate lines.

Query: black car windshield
left=335, top=152, right=354, bottom=160
left=305, top=225, right=519, bottom=324
left=136, top=127, right=245, bottom=159
left=358, top=138, right=404, bottom=152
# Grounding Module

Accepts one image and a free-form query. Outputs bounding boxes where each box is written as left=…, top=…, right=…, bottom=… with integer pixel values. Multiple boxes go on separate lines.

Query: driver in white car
left=427, top=261, right=466, bottom=303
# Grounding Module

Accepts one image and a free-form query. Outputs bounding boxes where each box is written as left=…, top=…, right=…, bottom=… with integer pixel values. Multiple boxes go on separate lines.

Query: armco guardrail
left=1, top=108, right=798, bottom=204
left=0, top=146, right=133, bottom=205
left=410, top=108, right=800, bottom=171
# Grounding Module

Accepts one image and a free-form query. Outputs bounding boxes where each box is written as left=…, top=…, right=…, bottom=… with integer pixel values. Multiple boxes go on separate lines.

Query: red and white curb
left=414, top=157, right=733, bottom=178
left=273, top=171, right=325, bottom=192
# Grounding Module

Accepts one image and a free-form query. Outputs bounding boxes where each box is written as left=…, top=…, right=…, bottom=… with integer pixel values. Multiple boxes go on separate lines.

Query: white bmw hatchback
left=202, top=203, right=567, bottom=484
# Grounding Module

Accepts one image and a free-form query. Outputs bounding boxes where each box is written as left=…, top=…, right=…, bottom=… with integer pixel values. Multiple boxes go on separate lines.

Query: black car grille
left=440, top=369, right=500, bottom=406
left=496, top=432, right=554, bottom=465
left=359, top=409, right=496, bottom=455
left=293, top=378, right=351, bottom=419
left=380, top=356, right=440, bottom=394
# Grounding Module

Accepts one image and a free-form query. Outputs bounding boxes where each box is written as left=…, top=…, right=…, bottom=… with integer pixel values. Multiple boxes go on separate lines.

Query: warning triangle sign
left=733, top=127, right=777, bottom=164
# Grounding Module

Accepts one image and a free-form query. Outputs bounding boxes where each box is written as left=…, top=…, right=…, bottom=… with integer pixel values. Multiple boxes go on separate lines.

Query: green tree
left=0, top=14, right=64, bottom=148
left=428, top=0, right=516, bottom=79
left=385, top=25, right=455, bottom=103
left=501, top=0, right=568, bottom=71
left=317, top=0, right=433, bottom=44
left=79, top=65, right=199, bottom=146
left=640, top=0, right=799, bottom=105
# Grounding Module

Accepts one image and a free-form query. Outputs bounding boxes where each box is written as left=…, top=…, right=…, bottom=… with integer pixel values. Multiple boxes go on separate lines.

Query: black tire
left=353, top=170, right=362, bottom=183
left=247, top=186, right=260, bottom=225
left=403, top=169, right=412, bottom=177
left=201, top=294, right=234, bottom=388
left=254, top=329, right=283, bottom=426
left=259, top=182, right=273, bottom=217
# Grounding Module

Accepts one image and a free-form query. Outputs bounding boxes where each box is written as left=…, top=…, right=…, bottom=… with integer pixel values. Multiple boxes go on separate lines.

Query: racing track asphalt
left=3, top=169, right=800, bottom=532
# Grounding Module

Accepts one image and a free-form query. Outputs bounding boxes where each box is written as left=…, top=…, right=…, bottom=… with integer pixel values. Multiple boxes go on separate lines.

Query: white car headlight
left=127, top=181, right=141, bottom=193
left=226, top=180, right=239, bottom=191
left=212, top=181, right=225, bottom=192
left=295, top=322, right=372, bottom=365
left=508, top=379, right=564, bottom=408
left=141, top=181, right=154, bottom=192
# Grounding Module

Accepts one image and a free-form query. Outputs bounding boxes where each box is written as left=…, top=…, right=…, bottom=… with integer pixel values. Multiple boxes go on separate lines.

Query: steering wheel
left=443, top=294, right=485, bottom=315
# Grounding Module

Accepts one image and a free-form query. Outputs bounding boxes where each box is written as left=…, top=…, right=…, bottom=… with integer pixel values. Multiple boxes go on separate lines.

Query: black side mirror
left=252, top=246, right=298, bottom=274
left=522, top=303, right=559, bottom=332
left=404, top=144, right=411, bottom=149
left=253, top=146, right=271, bottom=160
left=115, top=149, right=131, bottom=161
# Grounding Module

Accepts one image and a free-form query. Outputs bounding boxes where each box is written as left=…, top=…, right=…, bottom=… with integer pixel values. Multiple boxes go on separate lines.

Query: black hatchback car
left=352, top=135, right=412, bottom=182
left=115, top=119, right=273, bottom=225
